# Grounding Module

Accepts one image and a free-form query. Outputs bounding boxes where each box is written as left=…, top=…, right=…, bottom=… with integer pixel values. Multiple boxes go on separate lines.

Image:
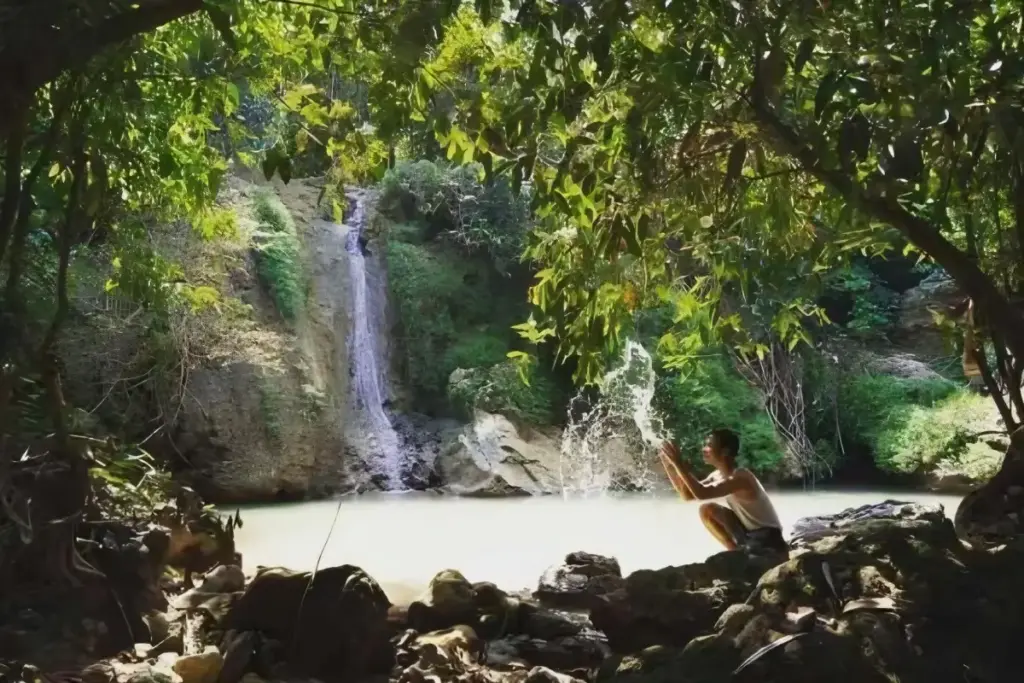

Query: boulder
left=893, top=271, right=961, bottom=358
left=517, top=603, right=583, bottom=640
left=955, top=470, right=1024, bottom=548
left=404, top=571, right=520, bottom=640
left=594, top=500, right=1024, bottom=683
left=171, top=648, right=223, bottom=683
left=435, top=411, right=563, bottom=496
left=392, top=626, right=589, bottom=683
left=407, top=570, right=479, bottom=633
left=789, top=499, right=948, bottom=546
left=221, top=565, right=392, bottom=682
left=535, top=552, right=625, bottom=610
left=589, top=551, right=779, bottom=653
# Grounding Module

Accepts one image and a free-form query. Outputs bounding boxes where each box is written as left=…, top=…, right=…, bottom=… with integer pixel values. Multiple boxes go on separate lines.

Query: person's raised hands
left=660, top=441, right=681, bottom=464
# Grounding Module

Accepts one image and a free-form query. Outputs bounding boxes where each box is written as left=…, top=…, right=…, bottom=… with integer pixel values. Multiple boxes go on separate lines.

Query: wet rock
left=198, top=565, right=245, bottom=594
left=171, top=648, right=223, bottom=683
left=123, top=663, right=183, bottom=683
left=955, top=469, right=1024, bottom=548
left=510, top=666, right=586, bottom=683
left=217, top=630, right=259, bottom=683
left=789, top=500, right=949, bottom=548
left=406, top=572, right=522, bottom=640
left=222, top=564, right=392, bottom=682
left=594, top=500, right=1024, bottom=683
left=518, top=604, right=582, bottom=640
left=490, top=632, right=609, bottom=673
left=392, top=625, right=492, bottom=683
left=143, top=612, right=171, bottom=644
left=535, top=552, right=624, bottom=610
left=80, top=661, right=118, bottom=683
left=408, top=570, right=480, bottom=633
left=589, top=551, right=776, bottom=653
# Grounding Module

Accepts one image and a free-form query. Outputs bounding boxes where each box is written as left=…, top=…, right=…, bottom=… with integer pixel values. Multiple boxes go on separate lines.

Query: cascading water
left=559, top=340, right=672, bottom=496
left=341, top=190, right=404, bottom=489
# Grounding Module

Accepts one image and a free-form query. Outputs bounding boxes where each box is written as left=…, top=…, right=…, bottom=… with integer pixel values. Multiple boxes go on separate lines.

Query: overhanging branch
left=746, top=93, right=1024, bottom=362
left=0, top=0, right=205, bottom=138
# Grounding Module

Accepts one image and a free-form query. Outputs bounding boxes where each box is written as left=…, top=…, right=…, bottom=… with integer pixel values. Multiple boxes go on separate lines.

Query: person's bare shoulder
left=731, top=468, right=760, bottom=497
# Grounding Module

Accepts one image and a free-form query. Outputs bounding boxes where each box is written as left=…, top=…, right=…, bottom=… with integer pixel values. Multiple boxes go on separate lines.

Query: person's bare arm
left=659, top=444, right=695, bottom=500
left=660, top=442, right=754, bottom=501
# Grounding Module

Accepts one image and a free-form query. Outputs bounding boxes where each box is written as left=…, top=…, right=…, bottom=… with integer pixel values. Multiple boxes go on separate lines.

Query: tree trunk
left=955, top=429, right=1024, bottom=546
left=0, top=106, right=27, bottom=264
left=0, top=0, right=204, bottom=138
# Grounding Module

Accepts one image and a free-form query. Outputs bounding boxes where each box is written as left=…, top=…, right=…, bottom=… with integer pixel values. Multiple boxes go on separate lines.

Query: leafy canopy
left=402, top=0, right=1024, bottom=388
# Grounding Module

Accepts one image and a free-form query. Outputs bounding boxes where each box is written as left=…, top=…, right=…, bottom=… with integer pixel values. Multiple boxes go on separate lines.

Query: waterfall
left=341, top=190, right=404, bottom=490
left=559, top=340, right=672, bottom=496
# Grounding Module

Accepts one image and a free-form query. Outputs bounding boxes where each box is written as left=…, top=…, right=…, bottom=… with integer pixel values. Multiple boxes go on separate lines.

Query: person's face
left=702, top=435, right=721, bottom=466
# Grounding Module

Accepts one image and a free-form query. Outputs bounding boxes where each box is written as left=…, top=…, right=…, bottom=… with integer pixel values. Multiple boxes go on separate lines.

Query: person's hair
left=710, top=428, right=740, bottom=462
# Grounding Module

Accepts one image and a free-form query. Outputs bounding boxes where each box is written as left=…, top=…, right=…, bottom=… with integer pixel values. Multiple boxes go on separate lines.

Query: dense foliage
left=2, top=0, right=1022, bottom=582
left=379, top=160, right=566, bottom=417
left=253, top=190, right=306, bottom=324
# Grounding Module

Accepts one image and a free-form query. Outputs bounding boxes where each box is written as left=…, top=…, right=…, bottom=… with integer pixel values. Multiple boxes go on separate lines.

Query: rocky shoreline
left=2, top=500, right=1021, bottom=683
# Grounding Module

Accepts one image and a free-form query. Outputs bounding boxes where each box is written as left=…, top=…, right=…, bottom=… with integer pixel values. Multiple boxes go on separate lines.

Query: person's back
left=720, top=468, right=782, bottom=531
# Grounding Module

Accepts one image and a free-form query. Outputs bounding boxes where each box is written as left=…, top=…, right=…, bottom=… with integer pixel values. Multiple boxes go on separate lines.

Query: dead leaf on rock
left=842, top=597, right=897, bottom=614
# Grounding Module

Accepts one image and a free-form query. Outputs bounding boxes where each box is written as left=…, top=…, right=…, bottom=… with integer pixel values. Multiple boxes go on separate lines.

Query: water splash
left=559, top=340, right=673, bottom=497
left=342, top=190, right=403, bottom=489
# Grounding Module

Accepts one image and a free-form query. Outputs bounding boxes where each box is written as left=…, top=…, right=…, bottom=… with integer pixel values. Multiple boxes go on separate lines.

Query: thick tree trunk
left=0, top=106, right=27, bottom=264
left=0, top=0, right=203, bottom=138
left=955, top=430, right=1024, bottom=546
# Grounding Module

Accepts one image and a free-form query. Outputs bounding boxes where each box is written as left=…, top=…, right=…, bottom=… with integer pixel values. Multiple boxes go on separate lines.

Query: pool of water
left=226, top=488, right=961, bottom=604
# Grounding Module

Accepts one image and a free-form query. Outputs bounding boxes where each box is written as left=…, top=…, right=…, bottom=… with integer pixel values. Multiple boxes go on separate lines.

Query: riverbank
left=17, top=498, right=1019, bottom=683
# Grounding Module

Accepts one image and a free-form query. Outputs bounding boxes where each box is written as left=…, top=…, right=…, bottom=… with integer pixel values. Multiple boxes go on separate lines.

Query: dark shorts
left=737, top=525, right=788, bottom=553
left=706, top=503, right=788, bottom=553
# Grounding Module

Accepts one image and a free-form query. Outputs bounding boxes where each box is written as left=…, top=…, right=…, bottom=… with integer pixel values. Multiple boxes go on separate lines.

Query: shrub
left=380, top=159, right=531, bottom=272
left=448, top=360, right=559, bottom=425
left=838, top=372, right=1002, bottom=478
left=837, top=373, right=958, bottom=448
left=820, top=263, right=898, bottom=336
left=252, top=191, right=305, bottom=324
left=443, top=331, right=510, bottom=372
left=386, top=239, right=489, bottom=400
left=655, top=355, right=786, bottom=475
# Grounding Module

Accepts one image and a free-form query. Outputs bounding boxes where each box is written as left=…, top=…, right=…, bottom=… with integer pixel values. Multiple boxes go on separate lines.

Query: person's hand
left=660, top=441, right=681, bottom=465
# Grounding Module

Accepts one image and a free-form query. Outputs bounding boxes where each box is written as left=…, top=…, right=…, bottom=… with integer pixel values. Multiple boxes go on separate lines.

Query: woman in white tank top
left=659, top=430, right=787, bottom=553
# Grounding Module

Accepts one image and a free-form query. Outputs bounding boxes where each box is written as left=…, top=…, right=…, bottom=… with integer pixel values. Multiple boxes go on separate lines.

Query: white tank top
left=706, top=469, right=782, bottom=531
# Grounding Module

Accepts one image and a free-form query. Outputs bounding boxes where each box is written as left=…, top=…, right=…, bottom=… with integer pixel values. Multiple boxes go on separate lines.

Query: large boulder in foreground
left=588, top=550, right=782, bottom=653
left=535, top=552, right=625, bottom=610
left=596, top=501, right=1024, bottom=683
left=392, top=624, right=588, bottom=683
left=221, top=565, right=392, bottom=682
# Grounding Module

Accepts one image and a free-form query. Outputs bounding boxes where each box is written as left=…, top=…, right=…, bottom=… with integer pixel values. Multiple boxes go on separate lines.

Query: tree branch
left=746, top=94, right=1024, bottom=362
left=0, top=0, right=204, bottom=139
left=0, top=106, right=27, bottom=265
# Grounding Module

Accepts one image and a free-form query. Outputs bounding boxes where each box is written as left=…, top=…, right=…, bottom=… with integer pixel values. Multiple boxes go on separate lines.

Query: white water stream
left=341, top=191, right=403, bottom=489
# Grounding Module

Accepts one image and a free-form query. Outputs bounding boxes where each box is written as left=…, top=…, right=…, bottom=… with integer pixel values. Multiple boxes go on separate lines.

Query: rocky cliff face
left=61, top=175, right=376, bottom=502
left=178, top=178, right=399, bottom=501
